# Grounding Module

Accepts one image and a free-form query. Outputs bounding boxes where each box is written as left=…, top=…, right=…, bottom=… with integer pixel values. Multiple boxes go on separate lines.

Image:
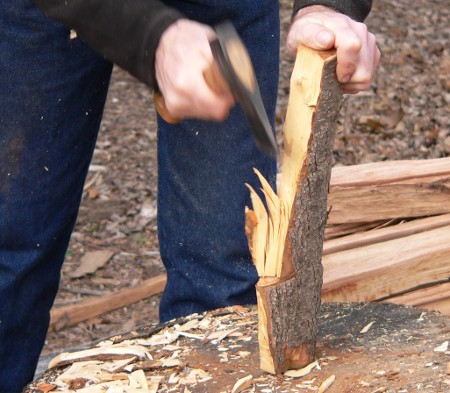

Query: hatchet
left=154, top=21, right=278, bottom=158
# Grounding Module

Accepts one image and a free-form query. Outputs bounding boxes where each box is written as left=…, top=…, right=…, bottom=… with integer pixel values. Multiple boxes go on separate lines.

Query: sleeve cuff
left=292, top=0, right=372, bottom=22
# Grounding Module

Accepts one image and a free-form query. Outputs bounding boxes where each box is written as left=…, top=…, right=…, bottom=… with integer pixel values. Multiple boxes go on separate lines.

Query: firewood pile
left=322, top=156, right=450, bottom=315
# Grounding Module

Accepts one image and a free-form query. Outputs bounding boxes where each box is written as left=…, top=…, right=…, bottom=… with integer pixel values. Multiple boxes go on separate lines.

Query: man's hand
left=155, top=19, right=235, bottom=121
left=287, top=6, right=380, bottom=94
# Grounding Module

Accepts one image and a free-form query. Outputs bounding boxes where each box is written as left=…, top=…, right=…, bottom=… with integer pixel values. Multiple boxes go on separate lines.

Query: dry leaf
left=37, top=384, right=57, bottom=393
left=70, top=250, right=114, bottom=278
left=231, top=375, right=253, bottom=393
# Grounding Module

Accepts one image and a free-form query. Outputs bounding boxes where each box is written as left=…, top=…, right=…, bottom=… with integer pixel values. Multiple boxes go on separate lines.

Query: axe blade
left=211, top=21, right=278, bottom=158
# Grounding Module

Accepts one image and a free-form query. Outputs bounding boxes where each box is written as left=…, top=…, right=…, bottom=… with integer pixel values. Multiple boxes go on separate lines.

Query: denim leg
left=0, top=2, right=112, bottom=390
left=158, top=1, right=280, bottom=321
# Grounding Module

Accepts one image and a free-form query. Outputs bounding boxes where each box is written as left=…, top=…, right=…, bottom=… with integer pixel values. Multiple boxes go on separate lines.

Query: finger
left=287, top=21, right=335, bottom=54
left=334, top=25, right=364, bottom=83
left=163, top=74, right=235, bottom=121
left=340, top=32, right=380, bottom=92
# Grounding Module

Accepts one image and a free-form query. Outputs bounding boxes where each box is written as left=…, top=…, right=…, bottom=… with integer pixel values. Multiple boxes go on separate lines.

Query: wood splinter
left=245, top=45, right=343, bottom=374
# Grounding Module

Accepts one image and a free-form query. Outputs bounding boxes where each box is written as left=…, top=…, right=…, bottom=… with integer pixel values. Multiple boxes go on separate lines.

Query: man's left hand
left=287, top=5, right=380, bottom=94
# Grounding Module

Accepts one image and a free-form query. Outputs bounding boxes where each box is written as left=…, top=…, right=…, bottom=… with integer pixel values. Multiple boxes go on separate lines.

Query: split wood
left=49, top=275, right=166, bottom=332
left=245, top=45, right=343, bottom=373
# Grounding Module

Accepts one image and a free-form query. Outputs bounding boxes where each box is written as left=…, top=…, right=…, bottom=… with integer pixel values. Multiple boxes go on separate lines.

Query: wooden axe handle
left=153, top=61, right=230, bottom=124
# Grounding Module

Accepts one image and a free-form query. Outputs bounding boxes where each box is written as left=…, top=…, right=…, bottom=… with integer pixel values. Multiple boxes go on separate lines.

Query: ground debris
left=29, top=303, right=450, bottom=392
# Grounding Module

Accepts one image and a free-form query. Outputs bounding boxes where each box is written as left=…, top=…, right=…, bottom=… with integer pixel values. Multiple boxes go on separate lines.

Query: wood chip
left=128, top=370, right=148, bottom=390
left=231, top=374, right=253, bottom=393
left=318, top=375, right=335, bottom=392
left=284, top=360, right=319, bottom=378
left=295, top=384, right=317, bottom=391
left=161, top=358, right=183, bottom=368
left=206, top=328, right=240, bottom=342
left=179, top=369, right=212, bottom=384
left=446, top=362, right=450, bottom=375
left=136, top=332, right=180, bottom=346
left=176, top=319, right=200, bottom=332
left=105, top=382, right=124, bottom=393
left=360, top=321, right=375, bottom=333
left=48, top=345, right=150, bottom=369
left=434, top=341, right=448, bottom=352
left=178, top=331, right=205, bottom=340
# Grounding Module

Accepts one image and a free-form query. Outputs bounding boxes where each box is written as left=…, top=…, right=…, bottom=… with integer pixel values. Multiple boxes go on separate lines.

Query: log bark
left=246, top=46, right=342, bottom=373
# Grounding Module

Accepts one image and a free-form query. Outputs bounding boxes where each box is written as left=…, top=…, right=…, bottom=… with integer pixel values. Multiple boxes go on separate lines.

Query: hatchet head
left=210, top=21, right=278, bottom=158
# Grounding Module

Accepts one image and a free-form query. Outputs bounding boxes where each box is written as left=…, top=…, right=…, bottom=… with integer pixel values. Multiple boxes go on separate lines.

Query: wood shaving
left=318, top=375, right=335, bottom=392
left=360, top=321, right=375, bottom=334
left=135, top=332, right=180, bottom=346
left=48, top=345, right=150, bottom=369
left=231, top=374, right=253, bottom=393
left=433, top=341, right=448, bottom=352
left=176, top=319, right=200, bottom=332
left=206, top=328, right=240, bottom=342
left=284, top=361, right=319, bottom=378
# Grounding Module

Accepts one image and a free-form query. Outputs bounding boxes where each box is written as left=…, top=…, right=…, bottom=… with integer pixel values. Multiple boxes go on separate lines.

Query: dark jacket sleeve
left=293, top=0, right=372, bottom=22
left=33, top=0, right=184, bottom=89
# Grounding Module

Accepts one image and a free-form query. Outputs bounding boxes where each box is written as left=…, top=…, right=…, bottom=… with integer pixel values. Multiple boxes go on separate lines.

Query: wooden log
left=49, top=274, right=167, bottom=332
left=323, top=213, right=450, bottom=255
left=324, top=220, right=389, bottom=240
left=383, top=281, right=450, bottom=315
left=322, top=225, right=450, bottom=303
left=245, top=46, right=342, bottom=373
left=327, top=160, right=450, bottom=224
left=330, top=157, right=450, bottom=187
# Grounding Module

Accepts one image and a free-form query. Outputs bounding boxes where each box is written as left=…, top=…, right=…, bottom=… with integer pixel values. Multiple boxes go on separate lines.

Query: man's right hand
left=155, top=19, right=235, bottom=122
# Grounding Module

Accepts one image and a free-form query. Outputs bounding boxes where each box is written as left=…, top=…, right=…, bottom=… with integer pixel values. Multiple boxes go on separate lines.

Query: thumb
left=287, top=22, right=335, bottom=54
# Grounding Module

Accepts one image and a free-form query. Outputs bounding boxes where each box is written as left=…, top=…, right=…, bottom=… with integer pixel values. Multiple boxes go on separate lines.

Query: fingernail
left=317, top=30, right=333, bottom=47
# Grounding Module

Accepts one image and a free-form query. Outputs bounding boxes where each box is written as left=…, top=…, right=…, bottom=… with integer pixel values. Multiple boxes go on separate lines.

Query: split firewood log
left=245, top=45, right=342, bottom=373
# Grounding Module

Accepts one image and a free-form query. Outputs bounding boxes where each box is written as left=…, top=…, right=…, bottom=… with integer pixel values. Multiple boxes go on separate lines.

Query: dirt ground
left=43, top=0, right=450, bottom=363
left=30, top=304, right=450, bottom=392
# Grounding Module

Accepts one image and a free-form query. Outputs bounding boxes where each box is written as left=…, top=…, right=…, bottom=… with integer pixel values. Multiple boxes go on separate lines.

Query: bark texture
left=256, top=51, right=343, bottom=373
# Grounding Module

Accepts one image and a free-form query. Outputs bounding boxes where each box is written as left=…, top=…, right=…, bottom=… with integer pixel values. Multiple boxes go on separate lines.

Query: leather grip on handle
left=154, top=61, right=230, bottom=124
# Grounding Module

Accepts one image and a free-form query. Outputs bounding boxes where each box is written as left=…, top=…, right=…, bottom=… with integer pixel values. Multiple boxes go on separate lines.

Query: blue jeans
left=0, top=1, right=279, bottom=390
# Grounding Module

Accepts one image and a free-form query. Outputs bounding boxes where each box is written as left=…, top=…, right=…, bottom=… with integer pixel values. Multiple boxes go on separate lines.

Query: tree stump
left=28, top=303, right=450, bottom=392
